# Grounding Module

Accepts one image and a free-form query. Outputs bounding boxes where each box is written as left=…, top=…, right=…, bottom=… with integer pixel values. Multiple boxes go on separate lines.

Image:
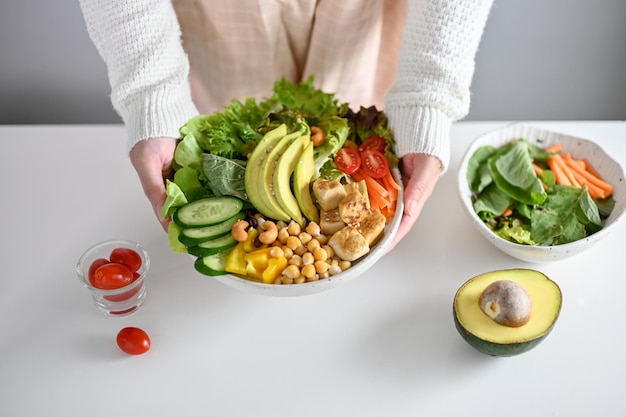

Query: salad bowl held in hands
left=457, top=122, right=626, bottom=263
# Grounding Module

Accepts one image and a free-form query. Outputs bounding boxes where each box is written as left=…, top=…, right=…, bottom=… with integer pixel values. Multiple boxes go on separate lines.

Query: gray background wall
left=1, top=0, right=625, bottom=125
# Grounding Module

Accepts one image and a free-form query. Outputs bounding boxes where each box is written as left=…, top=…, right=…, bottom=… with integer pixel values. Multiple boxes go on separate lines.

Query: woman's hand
left=129, top=137, right=178, bottom=232
left=386, top=153, right=442, bottom=252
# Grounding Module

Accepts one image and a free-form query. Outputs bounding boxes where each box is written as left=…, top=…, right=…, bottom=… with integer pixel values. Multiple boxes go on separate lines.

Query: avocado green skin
left=453, top=310, right=554, bottom=357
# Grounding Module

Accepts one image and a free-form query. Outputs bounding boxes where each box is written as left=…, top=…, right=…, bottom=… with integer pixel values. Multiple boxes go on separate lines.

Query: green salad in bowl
left=160, top=77, right=404, bottom=296
left=458, top=123, right=626, bottom=263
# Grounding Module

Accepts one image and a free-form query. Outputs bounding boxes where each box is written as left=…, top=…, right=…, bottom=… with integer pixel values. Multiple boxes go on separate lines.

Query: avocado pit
left=479, top=280, right=531, bottom=327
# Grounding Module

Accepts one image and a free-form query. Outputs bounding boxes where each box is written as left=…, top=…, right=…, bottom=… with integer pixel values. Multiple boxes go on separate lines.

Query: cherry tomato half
left=359, top=136, right=387, bottom=153
left=360, top=149, right=389, bottom=179
left=88, top=258, right=110, bottom=287
left=94, top=263, right=134, bottom=290
left=116, top=327, right=151, bottom=355
left=110, top=248, right=142, bottom=273
left=334, top=148, right=361, bottom=174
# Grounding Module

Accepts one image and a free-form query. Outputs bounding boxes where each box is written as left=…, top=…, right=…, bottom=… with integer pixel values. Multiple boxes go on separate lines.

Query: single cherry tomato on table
left=334, top=148, right=361, bottom=174
left=358, top=136, right=387, bottom=153
left=360, top=149, right=389, bottom=179
left=116, top=327, right=151, bottom=355
left=93, top=263, right=134, bottom=290
left=109, top=248, right=142, bottom=273
left=88, top=258, right=110, bottom=287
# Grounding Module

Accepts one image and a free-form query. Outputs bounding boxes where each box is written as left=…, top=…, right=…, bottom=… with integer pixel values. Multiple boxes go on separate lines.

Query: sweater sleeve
left=384, top=0, right=493, bottom=172
left=78, top=0, right=199, bottom=152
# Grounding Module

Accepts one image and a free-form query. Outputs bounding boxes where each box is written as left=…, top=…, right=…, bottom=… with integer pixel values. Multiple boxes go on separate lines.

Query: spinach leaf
left=202, top=154, right=248, bottom=200
left=467, top=145, right=497, bottom=194
left=489, top=140, right=547, bottom=205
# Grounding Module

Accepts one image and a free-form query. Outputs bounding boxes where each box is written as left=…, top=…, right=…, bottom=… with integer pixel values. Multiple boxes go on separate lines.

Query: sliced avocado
left=260, top=130, right=301, bottom=222
left=294, top=141, right=319, bottom=223
left=273, top=133, right=309, bottom=226
left=244, top=124, right=290, bottom=221
left=453, top=269, right=562, bottom=357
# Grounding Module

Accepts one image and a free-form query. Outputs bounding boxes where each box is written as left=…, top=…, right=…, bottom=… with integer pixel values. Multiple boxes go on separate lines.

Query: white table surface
left=1, top=121, right=625, bottom=417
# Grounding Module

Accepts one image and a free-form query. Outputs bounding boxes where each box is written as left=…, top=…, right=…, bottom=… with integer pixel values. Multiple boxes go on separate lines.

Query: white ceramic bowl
left=458, top=122, right=626, bottom=263
left=209, top=170, right=404, bottom=297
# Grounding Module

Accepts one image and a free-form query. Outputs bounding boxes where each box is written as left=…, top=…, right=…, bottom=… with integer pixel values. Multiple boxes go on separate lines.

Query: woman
left=79, top=0, right=493, bottom=251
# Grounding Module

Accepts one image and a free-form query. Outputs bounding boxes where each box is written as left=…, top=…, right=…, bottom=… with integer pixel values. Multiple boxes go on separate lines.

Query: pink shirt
left=173, top=0, right=407, bottom=114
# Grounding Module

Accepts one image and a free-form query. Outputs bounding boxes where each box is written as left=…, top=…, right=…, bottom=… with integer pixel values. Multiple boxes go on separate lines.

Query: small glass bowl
left=76, top=239, right=150, bottom=317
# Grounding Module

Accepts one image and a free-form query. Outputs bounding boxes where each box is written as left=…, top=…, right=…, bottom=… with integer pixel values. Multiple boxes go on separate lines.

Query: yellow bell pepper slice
left=261, top=257, right=287, bottom=284
left=225, top=242, right=247, bottom=276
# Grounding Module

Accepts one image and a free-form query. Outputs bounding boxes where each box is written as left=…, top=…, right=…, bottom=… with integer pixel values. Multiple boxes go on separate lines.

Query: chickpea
left=282, top=247, right=294, bottom=259
left=301, top=252, right=315, bottom=266
left=282, top=265, right=300, bottom=279
left=322, top=244, right=334, bottom=259
left=313, top=247, right=328, bottom=262
left=287, top=221, right=301, bottom=236
left=277, top=228, right=290, bottom=244
left=286, top=236, right=301, bottom=251
left=305, top=222, right=321, bottom=237
left=294, top=245, right=307, bottom=256
left=298, top=232, right=312, bottom=245
left=288, top=254, right=303, bottom=267
left=306, top=238, right=321, bottom=253
left=316, top=234, right=329, bottom=245
left=269, top=246, right=284, bottom=259
left=328, top=264, right=342, bottom=276
left=314, top=260, right=329, bottom=274
left=301, top=264, right=316, bottom=279
left=339, top=260, right=351, bottom=271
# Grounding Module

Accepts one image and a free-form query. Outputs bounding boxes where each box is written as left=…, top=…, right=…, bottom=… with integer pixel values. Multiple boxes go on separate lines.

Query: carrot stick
left=351, top=169, right=389, bottom=198
left=582, top=158, right=603, bottom=178
left=548, top=155, right=580, bottom=187
left=567, top=170, right=607, bottom=200
left=545, top=143, right=563, bottom=153
left=383, top=170, right=401, bottom=191
left=547, top=157, right=570, bottom=185
left=532, top=162, right=544, bottom=176
left=502, top=208, right=513, bottom=217
left=564, top=158, right=613, bottom=197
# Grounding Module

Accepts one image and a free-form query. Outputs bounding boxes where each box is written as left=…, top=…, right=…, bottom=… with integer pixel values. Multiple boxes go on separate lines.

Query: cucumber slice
left=187, top=233, right=238, bottom=257
left=173, top=196, right=243, bottom=228
left=194, top=250, right=231, bottom=276
left=178, top=212, right=245, bottom=246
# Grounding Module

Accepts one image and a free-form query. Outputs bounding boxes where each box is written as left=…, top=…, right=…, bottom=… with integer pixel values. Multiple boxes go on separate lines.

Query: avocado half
left=453, top=269, right=562, bottom=357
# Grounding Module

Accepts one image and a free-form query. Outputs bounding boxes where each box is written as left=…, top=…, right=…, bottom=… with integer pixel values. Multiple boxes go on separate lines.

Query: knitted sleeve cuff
left=122, top=86, right=199, bottom=153
left=385, top=100, right=452, bottom=173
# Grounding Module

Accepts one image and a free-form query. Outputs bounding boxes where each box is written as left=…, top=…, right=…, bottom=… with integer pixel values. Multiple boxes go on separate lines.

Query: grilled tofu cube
left=339, top=191, right=370, bottom=225
left=343, top=180, right=369, bottom=206
left=357, top=209, right=386, bottom=246
left=313, top=179, right=346, bottom=211
left=320, top=208, right=346, bottom=235
left=328, top=226, right=370, bottom=261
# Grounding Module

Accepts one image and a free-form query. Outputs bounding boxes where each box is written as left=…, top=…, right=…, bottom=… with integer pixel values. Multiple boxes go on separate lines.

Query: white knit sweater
left=79, top=0, right=492, bottom=171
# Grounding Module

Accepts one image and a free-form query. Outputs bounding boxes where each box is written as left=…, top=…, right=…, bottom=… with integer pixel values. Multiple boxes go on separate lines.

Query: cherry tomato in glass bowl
left=334, top=148, right=361, bottom=174
left=88, top=258, right=110, bottom=287
left=116, top=327, right=151, bottom=355
left=360, top=149, right=389, bottom=179
left=93, top=263, right=134, bottom=290
left=359, top=136, right=387, bottom=153
left=110, top=247, right=142, bottom=273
